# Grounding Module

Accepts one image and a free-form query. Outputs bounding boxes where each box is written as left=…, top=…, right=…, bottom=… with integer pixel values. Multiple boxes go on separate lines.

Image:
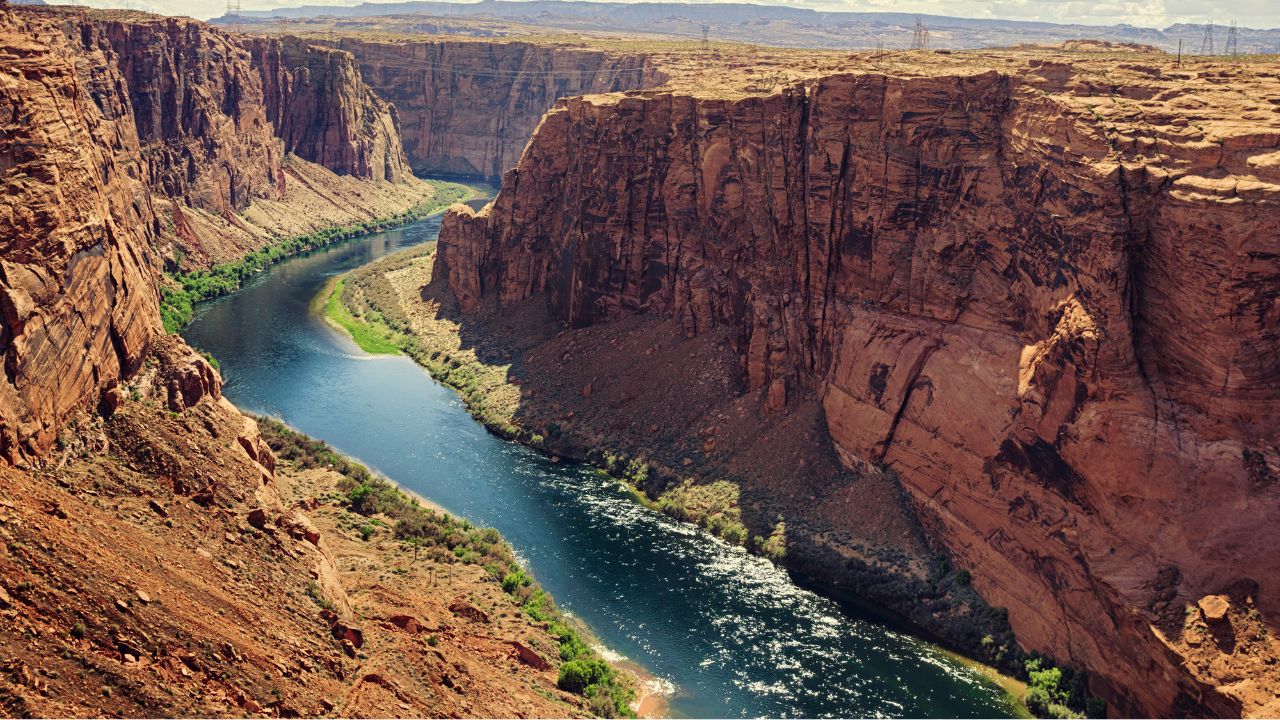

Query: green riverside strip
left=161, top=181, right=474, bottom=332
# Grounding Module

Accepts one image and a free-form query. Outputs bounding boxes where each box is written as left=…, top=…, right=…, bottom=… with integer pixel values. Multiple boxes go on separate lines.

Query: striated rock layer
left=249, top=34, right=412, bottom=183
left=333, top=37, right=663, bottom=179
left=0, top=7, right=425, bottom=460
left=0, top=9, right=162, bottom=464
left=437, top=57, right=1280, bottom=716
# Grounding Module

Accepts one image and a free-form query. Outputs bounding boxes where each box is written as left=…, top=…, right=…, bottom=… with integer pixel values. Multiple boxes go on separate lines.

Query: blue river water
left=181, top=213, right=1019, bottom=719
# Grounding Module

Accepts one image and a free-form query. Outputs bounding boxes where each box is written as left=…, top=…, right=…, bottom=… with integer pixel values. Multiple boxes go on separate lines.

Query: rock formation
left=250, top=35, right=411, bottom=183
left=437, top=56, right=1280, bottom=716
left=0, top=9, right=162, bottom=464
left=333, top=38, right=662, bottom=178
left=1, top=7, right=426, bottom=461
left=1, top=8, right=599, bottom=715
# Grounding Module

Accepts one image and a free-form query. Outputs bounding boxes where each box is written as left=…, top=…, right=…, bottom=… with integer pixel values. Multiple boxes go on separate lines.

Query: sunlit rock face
left=0, top=8, right=413, bottom=462
left=437, top=60, right=1280, bottom=716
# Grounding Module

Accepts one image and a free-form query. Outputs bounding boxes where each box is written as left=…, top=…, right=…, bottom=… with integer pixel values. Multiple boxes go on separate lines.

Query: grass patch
left=320, top=277, right=403, bottom=354
left=161, top=181, right=476, bottom=333
left=329, top=243, right=524, bottom=436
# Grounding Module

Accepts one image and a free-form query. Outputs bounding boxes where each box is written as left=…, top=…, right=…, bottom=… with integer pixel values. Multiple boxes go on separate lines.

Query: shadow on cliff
left=417, top=275, right=1025, bottom=671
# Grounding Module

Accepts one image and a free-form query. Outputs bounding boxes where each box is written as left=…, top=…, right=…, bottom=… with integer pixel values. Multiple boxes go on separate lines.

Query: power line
left=910, top=17, right=928, bottom=51
left=1199, top=21, right=1214, bottom=55
left=226, top=0, right=241, bottom=33
left=1224, top=20, right=1239, bottom=56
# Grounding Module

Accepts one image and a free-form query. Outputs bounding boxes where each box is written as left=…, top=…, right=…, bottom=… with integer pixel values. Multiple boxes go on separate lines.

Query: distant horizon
left=30, top=0, right=1280, bottom=32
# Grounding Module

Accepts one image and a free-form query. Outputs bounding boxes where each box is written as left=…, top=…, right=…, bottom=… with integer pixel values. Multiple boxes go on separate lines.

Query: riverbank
left=161, top=178, right=484, bottom=332
left=316, top=239, right=1043, bottom=717
left=257, top=417, right=640, bottom=718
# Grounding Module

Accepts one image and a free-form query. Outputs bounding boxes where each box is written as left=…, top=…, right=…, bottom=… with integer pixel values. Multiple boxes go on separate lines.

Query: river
left=181, top=211, right=1021, bottom=719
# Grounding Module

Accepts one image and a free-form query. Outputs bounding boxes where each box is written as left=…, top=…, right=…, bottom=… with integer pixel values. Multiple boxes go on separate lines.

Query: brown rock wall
left=436, top=62, right=1280, bottom=716
left=335, top=38, right=663, bottom=179
left=0, top=9, right=162, bottom=464
left=249, top=35, right=412, bottom=183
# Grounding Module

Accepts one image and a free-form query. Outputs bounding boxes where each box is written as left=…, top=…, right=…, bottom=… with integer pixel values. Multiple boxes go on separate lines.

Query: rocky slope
left=0, top=334, right=589, bottom=717
left=331, top=37, right=663, bottom=179
left=0, top=7, right=623, bottom=716
left=436, top=51, right=1280, bottom=716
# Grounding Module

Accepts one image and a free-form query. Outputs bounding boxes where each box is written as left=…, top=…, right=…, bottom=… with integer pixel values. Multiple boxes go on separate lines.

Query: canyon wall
left=0, top=7, right=420, bottom=460
left=334, top=38, right=663, bottom=179
left=0, top=9, right=162, bottom=464
left=437, top=64, right=1280, bottom=715
left=250, top=35, right=411, bottom=183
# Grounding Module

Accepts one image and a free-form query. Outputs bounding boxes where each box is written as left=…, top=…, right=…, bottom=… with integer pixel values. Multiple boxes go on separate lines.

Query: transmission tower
left=1199, top=21, right=1215, bottom=55
left=226, top=0, right=242, bottom=32
left=700, top=24, right=710, bottom=50
left=910, top=17, right=929, bottom=51
left=1224, top=20, right=1240, bottom=56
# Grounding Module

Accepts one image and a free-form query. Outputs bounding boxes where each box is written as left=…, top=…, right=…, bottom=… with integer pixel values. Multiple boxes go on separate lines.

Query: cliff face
left=335, top=38, right=662, bottom=179
left=75, top=14, right=285, bottom=215
left=1, top=7, right=422, bottom=459
left=0, top=9, right=162, bottom=464
left=250, top=35, right=411, bottom=183
left=437, top=60, right=1280, bottom=715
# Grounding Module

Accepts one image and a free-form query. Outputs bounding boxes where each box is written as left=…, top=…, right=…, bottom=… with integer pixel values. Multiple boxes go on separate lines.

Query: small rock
left=135, top=589, right=151, bottom=604
left=388, top=614, right=422, bottom=633
left=448, top=600, right=491, bottom=624
left=247, top=508, right=268, bottom=530
left=682, top=457, right=693, bottom=466
left=510, top=641, right=551, bottom=671
left=0, top=584, right=11, bottom=609
left=1199, top=594, right=1231, bottom=622
left=123, top=653, right=137, bottom=664
left=196, top=548, right=213, bottom=560
left=148, top=500, right=168, bottom=518
left=331, top=621, right=364, bottom=649
left=115, top=599, right=130, bottom=613
left=223, top=558, right=241, bottom=570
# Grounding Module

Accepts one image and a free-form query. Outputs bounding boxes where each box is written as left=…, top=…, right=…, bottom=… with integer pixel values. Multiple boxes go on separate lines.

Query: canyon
left=327, top=37, right=662, bottom=180
left=2, top=1, right=1278, bottom=716
left=0, top=7, right=605, bottom=716
left=433, top=47, right=1280, bottom=718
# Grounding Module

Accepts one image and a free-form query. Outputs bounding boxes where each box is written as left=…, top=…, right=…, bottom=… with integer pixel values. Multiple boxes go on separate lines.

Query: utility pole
left=1199, top=21, right=1215, bottom=55
left=1177, top=38, right=1183, bottom=66
left=1224, top=20, right=1239, bottom=56
left=910, top=17, right=929, bottom=51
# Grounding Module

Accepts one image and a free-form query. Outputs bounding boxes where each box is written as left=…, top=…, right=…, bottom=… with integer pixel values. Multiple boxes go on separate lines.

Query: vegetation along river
left=181, top=208, right=1022, bottom=719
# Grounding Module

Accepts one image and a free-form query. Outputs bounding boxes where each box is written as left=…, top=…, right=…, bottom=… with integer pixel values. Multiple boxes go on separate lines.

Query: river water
left=182, top=213, right=1020, bottom=719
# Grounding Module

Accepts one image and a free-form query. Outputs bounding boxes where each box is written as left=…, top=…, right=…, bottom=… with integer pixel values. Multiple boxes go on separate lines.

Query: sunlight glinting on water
left=182, top=215, right=1020, bottom=719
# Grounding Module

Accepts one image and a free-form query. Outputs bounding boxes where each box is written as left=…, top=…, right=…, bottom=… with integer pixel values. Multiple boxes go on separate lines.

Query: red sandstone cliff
left=334, top=38, right=663, bottom=179
left=437, top=59, right=1280, bottom=716
left=0, top=9, right=161, bottom=464
left=250, top=35, right=411, bottom=183
left=0, top=8, right=423, bottom=460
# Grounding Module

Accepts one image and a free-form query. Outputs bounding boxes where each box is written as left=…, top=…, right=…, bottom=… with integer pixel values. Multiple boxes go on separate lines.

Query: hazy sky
left=84, top=0, right=1280, bottom=28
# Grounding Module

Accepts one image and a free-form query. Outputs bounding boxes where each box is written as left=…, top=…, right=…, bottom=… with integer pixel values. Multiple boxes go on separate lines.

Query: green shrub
left=558, top=658, right=610, bottom=693
left=501, top=571, right=533, bottom=594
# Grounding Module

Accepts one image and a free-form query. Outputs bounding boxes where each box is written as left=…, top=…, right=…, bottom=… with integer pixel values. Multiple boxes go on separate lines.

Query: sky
left=81, top=0, right=1280, bottom=29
